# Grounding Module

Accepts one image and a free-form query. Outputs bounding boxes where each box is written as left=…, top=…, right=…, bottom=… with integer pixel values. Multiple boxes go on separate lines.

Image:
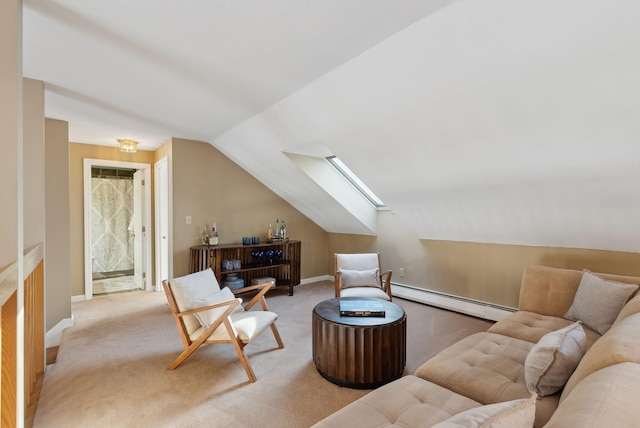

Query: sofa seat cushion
left=545, top=363, right=640, bottom=427
left=560, top=312, right=640, bottom=400
left=414, top=332, right=558, bottom=427
left=311, top=375, right=482, bottom=428
left=488, top=311, right=601, bottom=349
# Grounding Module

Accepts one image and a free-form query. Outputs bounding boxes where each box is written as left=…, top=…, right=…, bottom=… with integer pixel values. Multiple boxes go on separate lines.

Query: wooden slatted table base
left=312, top=297, right=406, bottom=389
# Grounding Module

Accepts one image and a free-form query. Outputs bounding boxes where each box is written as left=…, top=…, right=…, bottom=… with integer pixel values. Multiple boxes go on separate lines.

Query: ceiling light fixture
left=118, top=139, right=138, bottom=153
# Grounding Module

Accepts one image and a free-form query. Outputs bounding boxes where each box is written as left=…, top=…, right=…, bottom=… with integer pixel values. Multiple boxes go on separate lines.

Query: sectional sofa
left=313, top=265, right=640, bottom=428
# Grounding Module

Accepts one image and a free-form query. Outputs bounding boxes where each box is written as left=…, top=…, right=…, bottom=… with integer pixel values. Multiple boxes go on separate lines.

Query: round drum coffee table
left=312, top=297, right=406, bottom=389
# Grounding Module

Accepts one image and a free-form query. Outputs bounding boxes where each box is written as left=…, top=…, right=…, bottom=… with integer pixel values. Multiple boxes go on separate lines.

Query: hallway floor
left=92, top=275, right=144, bottom=295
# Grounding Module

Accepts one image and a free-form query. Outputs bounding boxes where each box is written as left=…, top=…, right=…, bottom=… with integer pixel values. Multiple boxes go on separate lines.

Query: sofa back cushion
left=488, top=311, right=600, bottom=349
left=612, top=292, right=640, bottom=326
left=546, top=363, right=640, bottom=428
left=518, top=266, right=640, bottom=318
left=560, top=312, right=640, bottom=401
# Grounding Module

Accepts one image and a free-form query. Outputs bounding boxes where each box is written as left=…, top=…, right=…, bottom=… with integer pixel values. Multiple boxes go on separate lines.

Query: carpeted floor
left=34, top=281, right=492, bottom=428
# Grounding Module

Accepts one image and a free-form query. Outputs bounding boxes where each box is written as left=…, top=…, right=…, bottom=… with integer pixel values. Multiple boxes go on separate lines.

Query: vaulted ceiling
left=23, top=0, right=640, bottom=252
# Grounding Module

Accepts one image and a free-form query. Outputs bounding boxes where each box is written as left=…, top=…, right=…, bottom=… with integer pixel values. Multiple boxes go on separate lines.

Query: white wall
left=45, top=119, right=72, bottom=329
left=215, top=0, right=640, bottom=253
left=0, top=0, right=21, bottom=268
left=23, top=78, right=45, bottom=250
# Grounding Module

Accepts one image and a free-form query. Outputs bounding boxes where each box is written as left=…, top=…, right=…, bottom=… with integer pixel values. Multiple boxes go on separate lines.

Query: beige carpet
left=34, top=281, right=492, bottom=428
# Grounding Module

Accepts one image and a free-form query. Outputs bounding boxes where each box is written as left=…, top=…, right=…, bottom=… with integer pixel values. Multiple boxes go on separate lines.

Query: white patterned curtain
left=91, top=178, right=134, bottom=273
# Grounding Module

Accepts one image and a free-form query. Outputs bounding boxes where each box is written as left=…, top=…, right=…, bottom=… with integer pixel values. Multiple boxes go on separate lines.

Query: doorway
left=83, top=159, right=153, bottom=299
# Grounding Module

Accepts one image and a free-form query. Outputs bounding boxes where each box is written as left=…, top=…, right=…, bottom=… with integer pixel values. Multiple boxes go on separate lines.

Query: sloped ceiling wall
left=215, top=0, right=640, bottom=253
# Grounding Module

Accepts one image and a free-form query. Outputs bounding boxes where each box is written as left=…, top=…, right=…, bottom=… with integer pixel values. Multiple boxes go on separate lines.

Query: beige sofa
left=313, top=266, right=640, bottom=428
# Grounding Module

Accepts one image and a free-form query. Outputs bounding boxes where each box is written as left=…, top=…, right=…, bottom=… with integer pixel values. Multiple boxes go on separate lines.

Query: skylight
left=326, top=156, right=385, bottom=208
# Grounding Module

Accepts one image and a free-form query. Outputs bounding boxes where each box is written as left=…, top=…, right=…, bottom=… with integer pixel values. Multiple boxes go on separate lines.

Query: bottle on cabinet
left=209, top=222, right=219, bottom=246
left=280, top=220, right=286, bottom=239
left=268, top=223, right=273, bottom=239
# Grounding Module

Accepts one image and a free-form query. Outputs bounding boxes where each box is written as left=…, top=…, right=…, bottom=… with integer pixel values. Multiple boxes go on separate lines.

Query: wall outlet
left=186, top=215, right=192, bottom=224
left=399, top=267, right=405, bottom=277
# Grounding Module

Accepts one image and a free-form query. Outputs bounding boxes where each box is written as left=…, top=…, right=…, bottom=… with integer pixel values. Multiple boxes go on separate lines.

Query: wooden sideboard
left=189, top=240, right=301, bottom=295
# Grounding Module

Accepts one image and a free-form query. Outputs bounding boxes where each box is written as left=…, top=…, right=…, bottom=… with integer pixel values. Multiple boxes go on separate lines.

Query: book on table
left=339, top=299, right=386, bottom=317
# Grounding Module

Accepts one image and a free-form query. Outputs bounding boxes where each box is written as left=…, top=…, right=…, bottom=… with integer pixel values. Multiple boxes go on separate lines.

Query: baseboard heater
left=390, top=282, right=516, bottom=322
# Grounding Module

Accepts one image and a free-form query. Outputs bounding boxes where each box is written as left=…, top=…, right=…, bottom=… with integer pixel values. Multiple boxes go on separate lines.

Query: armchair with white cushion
left=334, top=252, right=393, bottom=301
left=162, top=268, right=284, bottom=382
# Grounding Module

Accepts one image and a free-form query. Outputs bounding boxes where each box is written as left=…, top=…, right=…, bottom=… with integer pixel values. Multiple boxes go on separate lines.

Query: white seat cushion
left=191, top=310, right=278, bottom=343
left=231, top=311, right=278, bottom=342
left=340, top=286, right=390, bottom=301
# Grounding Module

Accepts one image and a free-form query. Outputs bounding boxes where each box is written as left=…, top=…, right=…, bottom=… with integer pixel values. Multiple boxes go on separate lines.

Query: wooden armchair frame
left=334, top=252, right=393, bottom=300
left=162, top=279, right=284, bottom=382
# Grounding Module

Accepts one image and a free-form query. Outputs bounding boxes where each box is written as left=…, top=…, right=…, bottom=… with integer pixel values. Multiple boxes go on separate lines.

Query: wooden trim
left=24, top=259, right=44, bottom=428
left=0, top=244, right=43, bottom=306
left=0, top=244, right=45, bottom=428
left=0, top=260, right=18, bottom=308
left=1, top=291, right=17, bottom=428
left=23, top=245, right=43, bottom=282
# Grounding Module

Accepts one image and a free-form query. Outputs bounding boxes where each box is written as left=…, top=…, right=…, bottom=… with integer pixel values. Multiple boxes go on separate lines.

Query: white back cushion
left=336, top=253, right=379, bottom=271
left=170, top=269, right=221, bottom=335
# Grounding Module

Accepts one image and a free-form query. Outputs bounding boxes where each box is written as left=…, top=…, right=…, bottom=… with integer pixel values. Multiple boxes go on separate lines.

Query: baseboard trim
left=301, top=275, right=332, bottom=285
left=45, top=316, right=75, bottom=348
left=391, top=282, right=516, bottom=322
left=72, top=277, right=331, bottom=301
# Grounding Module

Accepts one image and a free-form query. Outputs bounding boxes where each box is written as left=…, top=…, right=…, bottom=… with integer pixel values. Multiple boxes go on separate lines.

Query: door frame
left=132, top=169, right=145, bottom=284
left=154, top=156, right=171, bottom=291
left=83, top=158, right=153, bottom=300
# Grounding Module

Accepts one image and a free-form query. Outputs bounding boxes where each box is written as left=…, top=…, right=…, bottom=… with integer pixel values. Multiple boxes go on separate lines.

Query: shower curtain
left=91, top=177, right=134, bottom=274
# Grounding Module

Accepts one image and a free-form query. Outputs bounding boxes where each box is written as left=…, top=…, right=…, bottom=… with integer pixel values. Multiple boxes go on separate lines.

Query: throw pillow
left=432, top=393, right=537, bottom=428
left=524, top=321, right=586, bottom=396
left=339, top=268, right=380, bottom=289
left=564, top=270, right=639, bottom=335
left=192, top=287, right=242, bottom=329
